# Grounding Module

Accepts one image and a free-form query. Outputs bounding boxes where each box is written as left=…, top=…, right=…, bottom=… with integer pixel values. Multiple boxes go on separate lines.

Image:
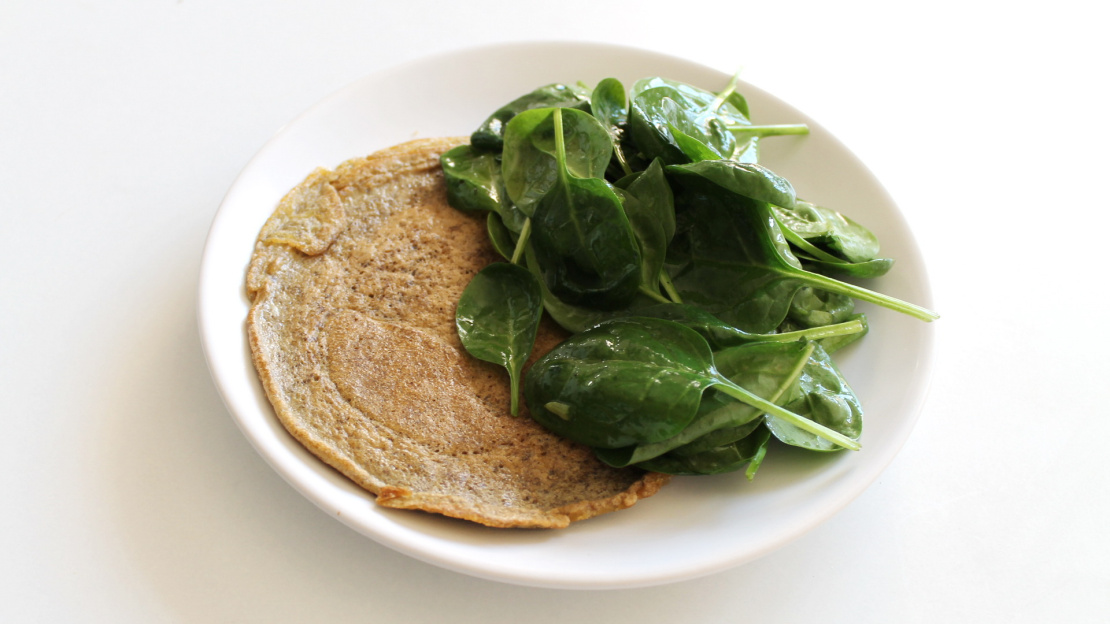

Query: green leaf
left=526, top=108, right=643, bottom=309
left=486, top=212, right=517, bottom=262
left=787, top=287, right=856, bottom=328
left=734, top=136, right=760, bottom=163
left=664, top=187, right=803, bottom=332
left=667, top=159, right=797, bottom=209
left=471, top=83, right=591, bottom=151
left=501, top=107, right=613, bottom=217
left=441, top=145, right=503, bottom=214
left=592, top=78, right=629, bottom=129
left=665, top=169, right=937, bottom=332
left=773, top=199, right=893, bottom=277
left=669, top=125, right=726, bottom=162
left=614, top=158, right=675, bottom=300
left=441, top=145, right=529, bottom=233
left=631, top=76, right=751, bottom=119
left=525, top=317, right=859, bottom=452
left=596, top=339, right=815, bottom=467
left=635, top=425, right=771, bottom=476
left=530, top=175, right=643, bottom=309
left=799, top=255, right=894, bottom=279
left=524, top=318, right=726, bottom=448
left=455, top=263, right=544, bottom=416
left=629, top=85, right=737, bottom=164
left=759, top=343, right=863, bottom=451
left=627, top=77, right=753, bottom=165
left=590, top=77, right=634, bottom=176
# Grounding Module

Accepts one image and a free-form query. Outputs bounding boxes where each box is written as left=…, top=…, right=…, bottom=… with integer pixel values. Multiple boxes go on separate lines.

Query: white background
left=2, top=1, right=1106, bottom=622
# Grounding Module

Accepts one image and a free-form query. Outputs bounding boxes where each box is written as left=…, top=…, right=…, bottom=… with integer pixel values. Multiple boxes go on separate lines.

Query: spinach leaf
left=486, top=212, right=517, bottom=262
left=664, top=187, right=804, bottom=333
left=629, top=85, right=739, bottom=164
left=773, top=199, right=893, bottom=277
left=757, top=344, right=863, bottom=451
left=667, top=159, right=797, bottom=209
left=669, top=126, right=727, bottom=162
left=734, top=136, right=760, bottom=164
left=811, top=205, right=882, bottom=263
left=525, top=317, right=860, bottom=450
left=522, top=242, right=609, bottom=331
left=591, top=78, right=629, bottom=134
left=441, top=145, right=503, bottom=214
left=613, top=158, right=676, bottom=302
left=526, top=109, right=643, bottom=309
left=627, top=76, right=784, bottom=165
left=441, top=145, right=529, bottom=234
left=525, top=317, right=724, bottom=448
left=601, top=336, right=863, bottom=472
left=521, top=242, right=660, bottom=334
left=636, top=424, right=771, bottom=477
left=501, top=107, right=614, bottom=217
left=787, top=287, right=856, bottom=328
left=590, top=77, right=634, bottom=177
left=595, top=339, right=816, bottom=466
left=714, top=340, right=861, bottom=451
left=455, top=263, right=544, bottom=416
left=665, top=169, right=938, bottom=332
left=705, top=72, right=809, bottom=151
left=529, top=179, right=642, bottom=309
left=798, top=254, right=894, bottom=279
left=615, top=158, right=675, bottom=240
left=446, top=73, right=939, bottom=479
left=471, top=83, right=591, bottom=151
left=631, top=76, right=751, bottom=119
left=661, top=416, right=765, bottom=459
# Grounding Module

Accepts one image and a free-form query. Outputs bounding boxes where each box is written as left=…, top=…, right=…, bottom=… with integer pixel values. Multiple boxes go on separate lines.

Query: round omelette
left=245, top=137, right=668, bottom=528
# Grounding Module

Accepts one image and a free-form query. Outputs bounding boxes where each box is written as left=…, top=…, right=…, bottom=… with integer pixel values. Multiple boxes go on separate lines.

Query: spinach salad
left=445, top=75, right=937, bottom=479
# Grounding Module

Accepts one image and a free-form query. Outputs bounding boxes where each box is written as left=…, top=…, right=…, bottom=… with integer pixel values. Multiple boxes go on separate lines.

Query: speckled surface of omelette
left=245, top=137, right=668, bottom=529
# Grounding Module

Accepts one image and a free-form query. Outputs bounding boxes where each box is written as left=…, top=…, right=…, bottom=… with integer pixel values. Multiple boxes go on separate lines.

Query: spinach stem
left=552, top=108, right=591, bottom=265
left=726, top=123, right=810, bottom=137
left=545, top=401, right=572, bottom=420
left=692, top=342, right=815, bottom=441
left=614, top=144, right=634, bottom=177
left=510, top=376, right=521, bottom=416
left=710, top=70, right=743, bottom=112
left=763, top=318, right=864, bottom=343
left=659, top=271, right=683, bottom=303
left=510, top=218, right=531, bottom=265
left=639, top=286, right=672, bottom=304
left=776, top=341, right=816, bottom=398
left=744, top=443, right=767, bottom=480
left=800, top=270, right=940, bottom=322
left=716, top=377, right=861, bottom=451
left=626, top=343, right=814, bottom=464
left=553, top=108, right=567, bottom=185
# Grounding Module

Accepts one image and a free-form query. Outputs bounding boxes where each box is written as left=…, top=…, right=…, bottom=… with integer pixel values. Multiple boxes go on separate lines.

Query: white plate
left=197, top=41, right=935, bottom=590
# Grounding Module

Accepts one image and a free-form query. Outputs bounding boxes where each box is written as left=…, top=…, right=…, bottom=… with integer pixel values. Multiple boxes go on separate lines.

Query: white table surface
left=3, top=2, right=1107, bottom=622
